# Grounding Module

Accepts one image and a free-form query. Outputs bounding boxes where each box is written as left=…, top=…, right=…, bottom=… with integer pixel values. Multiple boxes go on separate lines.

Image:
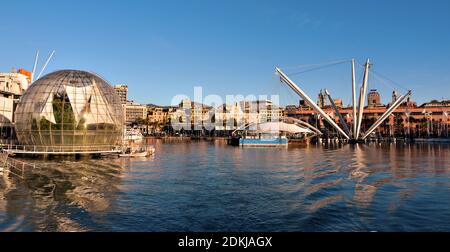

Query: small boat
left=120, top=145, right=155, bottom=158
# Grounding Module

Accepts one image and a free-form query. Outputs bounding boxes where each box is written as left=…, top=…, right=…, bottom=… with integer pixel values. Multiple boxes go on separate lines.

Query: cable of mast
left=280, top=59, right=352, bottom=76
left=287, top=59, right=352, bottom=76
left=355, top=62, right=408, bottom=92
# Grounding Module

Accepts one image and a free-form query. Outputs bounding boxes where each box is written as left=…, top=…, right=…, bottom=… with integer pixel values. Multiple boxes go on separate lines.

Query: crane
left=276, top=58, right=411, bottom=143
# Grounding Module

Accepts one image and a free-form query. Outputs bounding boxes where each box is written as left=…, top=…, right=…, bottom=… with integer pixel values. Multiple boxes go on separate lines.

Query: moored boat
left=120, top=145, right=155, bottom=158
left=239, top=136, right=288, bottom=147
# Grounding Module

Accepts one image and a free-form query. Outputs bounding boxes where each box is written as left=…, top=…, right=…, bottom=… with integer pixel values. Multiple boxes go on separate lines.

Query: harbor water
left=0, top=139, right=449, bottom=231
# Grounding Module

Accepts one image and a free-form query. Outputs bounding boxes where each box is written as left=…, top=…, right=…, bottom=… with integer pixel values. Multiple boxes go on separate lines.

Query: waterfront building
left=169, top=98, right=212, bottom=132
left=146, top=104, right=176, bottom=134
left=214, top=102, right=245, bottom=131
left=123, top=101, right=147, bottom=125
left=213, top=100, right=283, bottom=133
left=315, top=90, right=344, bottom=109
left=317, top=89, right=327, bottom=108
left=392, top=90, right=398, bottom=104
left=114, top=84, right=128, bottom=104
left=421, top=100, right=450, bottom=108
left=285, top=96, right=450, bottom=138
left=299, top=99, right=312, bottom=109
left=368, top=89, right=383, bottom=107
left=13, top=70, right=124, bottom=154
left=242, top=100, right=283, bottom=124
left=0, top=70, right=30, bottom=95
left=333, top=98, right=344, bottom=108
left=0, top=69, right=32, bottom=143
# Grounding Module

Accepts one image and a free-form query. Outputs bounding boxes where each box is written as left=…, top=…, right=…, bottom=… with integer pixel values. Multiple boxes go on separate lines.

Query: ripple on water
left=0, top=141, right=449, bottom=231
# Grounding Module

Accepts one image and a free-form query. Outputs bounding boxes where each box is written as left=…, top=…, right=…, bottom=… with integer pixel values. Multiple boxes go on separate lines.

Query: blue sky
left=1, top=0, right=449, bottom=106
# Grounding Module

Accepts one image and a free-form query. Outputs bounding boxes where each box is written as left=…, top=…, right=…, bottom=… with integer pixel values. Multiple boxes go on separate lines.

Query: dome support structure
left=11, top=70, right=124, bottom=156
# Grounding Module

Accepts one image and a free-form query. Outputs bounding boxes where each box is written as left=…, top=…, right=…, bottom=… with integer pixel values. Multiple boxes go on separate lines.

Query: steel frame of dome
left=11, top=70, right=124, bottom=155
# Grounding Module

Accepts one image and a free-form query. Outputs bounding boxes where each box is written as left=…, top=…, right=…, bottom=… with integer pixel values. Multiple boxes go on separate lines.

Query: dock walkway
left=0, top=144, right=122, bottom=155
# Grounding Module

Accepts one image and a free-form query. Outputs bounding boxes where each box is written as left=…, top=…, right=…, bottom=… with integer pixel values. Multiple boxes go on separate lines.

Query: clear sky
left=1, top=0, right=449, bottom=106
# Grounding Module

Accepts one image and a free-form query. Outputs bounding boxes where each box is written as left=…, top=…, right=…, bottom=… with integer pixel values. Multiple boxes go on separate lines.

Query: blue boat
left=239, top=136, right=288, bottom=147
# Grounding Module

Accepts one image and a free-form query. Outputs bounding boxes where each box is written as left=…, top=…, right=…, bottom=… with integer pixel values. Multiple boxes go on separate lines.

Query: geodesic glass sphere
left=15, top=70, right=124, bottom=150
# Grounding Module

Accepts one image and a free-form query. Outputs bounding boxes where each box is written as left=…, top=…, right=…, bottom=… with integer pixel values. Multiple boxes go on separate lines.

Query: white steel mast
left=351, top=58, right=357, bottom=138
left=31, top=51, right=39, bottom=83
left=361, top=90, right=412, bottom=139
left=325, top=89, right=350, bottom=135
left=276, top=67, right=350, bottom=140
left=355, top=59, right=370, bottom=139
left=36, top=50, right=56, bottom=80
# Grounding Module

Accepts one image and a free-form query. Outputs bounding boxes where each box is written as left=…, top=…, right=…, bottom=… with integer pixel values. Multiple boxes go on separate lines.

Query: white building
left=123, top=101, right=148, bottom=125
left=214, top=100, right=283, bottom=131
left=0, top=70, right=31, bottom=142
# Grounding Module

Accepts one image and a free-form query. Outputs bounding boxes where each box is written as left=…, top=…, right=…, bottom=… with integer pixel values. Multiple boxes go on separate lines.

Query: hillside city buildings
left=1, top=68, right=450, bottom=140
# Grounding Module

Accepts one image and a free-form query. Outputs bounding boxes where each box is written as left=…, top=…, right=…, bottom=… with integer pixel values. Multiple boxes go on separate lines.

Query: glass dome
left=15, top=70, right=124, bottom=151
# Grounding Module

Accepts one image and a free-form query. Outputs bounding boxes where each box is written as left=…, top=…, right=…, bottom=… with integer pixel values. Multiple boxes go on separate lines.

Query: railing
left=3, top=157, right=36, bottom=179
left=2, top=144, right=122, bottom=154
left=0, top=139, right=19, bottom=145
left=6, top=158, right=36, bottom=179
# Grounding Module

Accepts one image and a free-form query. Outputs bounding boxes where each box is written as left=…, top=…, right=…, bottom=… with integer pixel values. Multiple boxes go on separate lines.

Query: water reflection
left=0, top=157, right=125, bottom=231
left=0, top=141, right=449, bottom=231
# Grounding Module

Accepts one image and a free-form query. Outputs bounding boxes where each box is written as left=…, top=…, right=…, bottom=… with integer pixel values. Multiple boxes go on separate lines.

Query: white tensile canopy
left=253, top=122, right=313, bottom=134
left=64, top=85, right=94, bottom=124
left=65, top=80, right=115, bottom=126
left=82, top=81, right=115, bottom=125
left=33, top=79, right=115, bottom=126
left=38, top=93, right=57, bottom=124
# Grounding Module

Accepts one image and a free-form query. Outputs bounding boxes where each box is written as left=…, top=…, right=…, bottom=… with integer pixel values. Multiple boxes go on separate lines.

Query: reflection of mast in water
left=349, top=144, right=377, bottom=208
left=302, top=150, right=345, bottom=213
left=349, top=144, right=369, bottom=182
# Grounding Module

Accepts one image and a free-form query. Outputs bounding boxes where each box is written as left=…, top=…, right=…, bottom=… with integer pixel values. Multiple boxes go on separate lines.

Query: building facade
left=368, top=89, right=383, bottom=107
left=285, top=99, right=450, bottom=138
left=169, top=98, right=212, bottom=132
left=146, top=105, right=177, bottom=134
left=123, top=102, right=147, bottom=125
left=0, top=69, right=31, bottom=143
left=114, top=84, right=128, bottom=104
left=213, top=100, right=283, bottom=132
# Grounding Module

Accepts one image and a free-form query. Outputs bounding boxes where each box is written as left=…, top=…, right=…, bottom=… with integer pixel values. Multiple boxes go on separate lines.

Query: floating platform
left=239, top=137, right=288, bottom=147
left=1, top=145, right=122, bottom=156
left=414, top=138, right=450, bottom=143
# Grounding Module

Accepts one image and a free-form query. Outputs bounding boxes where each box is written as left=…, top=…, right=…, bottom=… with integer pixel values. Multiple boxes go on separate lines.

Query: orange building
left=18, top=69, right=32, bottom=83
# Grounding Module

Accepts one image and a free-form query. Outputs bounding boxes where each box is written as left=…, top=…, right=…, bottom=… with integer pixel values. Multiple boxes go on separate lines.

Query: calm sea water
left=0, top=140, right=449, bottom=232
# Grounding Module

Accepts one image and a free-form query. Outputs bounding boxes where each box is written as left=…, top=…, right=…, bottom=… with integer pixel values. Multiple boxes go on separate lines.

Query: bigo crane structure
left=275, top=58, right=411, bottom=142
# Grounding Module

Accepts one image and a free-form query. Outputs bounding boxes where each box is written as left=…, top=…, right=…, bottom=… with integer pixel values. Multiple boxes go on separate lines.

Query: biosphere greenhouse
left=14, top=70, right=124, bottom=153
